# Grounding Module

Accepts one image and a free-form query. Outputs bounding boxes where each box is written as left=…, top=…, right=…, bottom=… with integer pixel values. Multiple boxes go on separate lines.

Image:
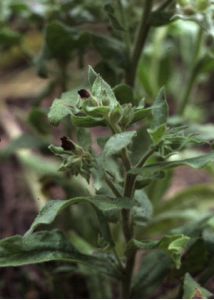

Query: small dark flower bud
left=61, top=136, right=75, bottom=151
left=78, top=89, right=91, bottom=99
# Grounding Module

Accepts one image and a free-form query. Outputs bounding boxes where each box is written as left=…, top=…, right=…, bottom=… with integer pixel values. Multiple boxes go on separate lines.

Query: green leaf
left=90, top=34, right=127, bottom=68
left=127, top=234, right=190, bottom=269
left=88, top=65, right=98, bottom=87
left=27, top=196, right=131, bottom=232
left=132, top=107, right=152, bottom=124
left=159, top=234, right=190, bottom=269
left=146, top=170, right=173, bottom=204
left=130, top=152, right=214, bottom=176
left=76, top=128, right=92, bottom=150
left=0, top=230, right=120, bottom=277
left=188, top=124, right=214, bottom=142
left=183, top=273, right=212, bottom=299
left=113, top=83, right=134, bottom=105
left=45, top=21, right=80, bottom=59
left=26, top=196, right=132, bottom=246
left=157, top=184, right=214, bottom=214
left=152, top=87, right=168, bottom=128
left=48, top=90, right=80, bottom=126
left=132, top=190, right=153, bottom=227
left=126, top=239, right=159, bottom=255
left=147, top=124, right=166, bottom=144
left=131, top=250, right=173, bottom=298
left=0, top=230, right=97, bottom=267
left=104, top=3, right=124, bottom=31
left=149, top=11, right=174, bottom=27
left=71, top=115, right=104, bottom=128
left=0, top=27, right=21, bottom=48
left=130, top=127, right=152, bottom=164
left=91, top=69, right=118, bottom=109
left=103, top=131, right=136, bottom=158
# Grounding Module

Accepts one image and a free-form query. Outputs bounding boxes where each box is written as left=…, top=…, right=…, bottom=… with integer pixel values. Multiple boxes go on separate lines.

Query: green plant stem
left=109, top=122, right=131, bottom=171
left=104, top=173, right=122, bottom=197
left=108, top=123, right=156, bottom=297
left=126, top=0, right=153, bottom=86
left=121, top=145, right=157, bottom=298
left=121, top=174, right=136, bottom=298
left=112, top=247, right=124, bottom=272
left=178, top=26, right=203, bottom=115
left=136, top=145, right=158, bottom=168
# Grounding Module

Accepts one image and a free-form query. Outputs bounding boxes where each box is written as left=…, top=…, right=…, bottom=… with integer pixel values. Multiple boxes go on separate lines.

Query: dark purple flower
left=78, top=89, right=91, bottom=99
left=61, top=136, right=75, bottom=151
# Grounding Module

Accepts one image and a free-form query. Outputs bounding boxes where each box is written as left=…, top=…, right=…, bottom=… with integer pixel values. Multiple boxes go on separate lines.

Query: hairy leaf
left=103, top=131, right=136, bottom=158
left=132, top=190, right=153, bottom=227
left=0, top=230, right=120, bottom=277
left=152, top=87, right=168, bottom=128
left=0, top=230, right=96, bottom=267
left=26, top=196, right=132, bottom=246
left=113, top=83, right=134, bottom=105
left=127, top=234, right=190, bottom=268
left=91, top=68, right=118, bottom=109
left=48, top=90, right=80, bottom=126
left=131, top=152, right=214, bottom=176
left=88, top=65, right=98, bottom=86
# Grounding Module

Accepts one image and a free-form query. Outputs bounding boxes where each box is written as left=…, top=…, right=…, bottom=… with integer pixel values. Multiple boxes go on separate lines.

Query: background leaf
left=183, top=273, right=212, bottom=299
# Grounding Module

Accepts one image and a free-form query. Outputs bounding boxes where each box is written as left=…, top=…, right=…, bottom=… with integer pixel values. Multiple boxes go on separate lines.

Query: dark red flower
left=78, top=89, right=90, bottom=99
left=61, top=136, right=75, bottom=151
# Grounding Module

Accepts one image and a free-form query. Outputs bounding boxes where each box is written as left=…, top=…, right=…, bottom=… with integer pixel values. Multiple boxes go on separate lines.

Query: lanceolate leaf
left=183, top=273, right=212, bottom=299
left=48, top=90, right=80, bottom=126
left=103, top=131, right=136, bottom=158
left=130, top=152, right=214, bottom=176
left=0, top=230, right=96, bottom=267
left=127, top=234, right=190, bottom=269
left=152, top=87, right=168, bottom=128
left=132, top=190, right=153, bottom=227
left=71, top=115, right=104, bottom=128
left=0, top=230, right=120, bottom=277
left=26, top=196, right=132, bottom=246
left=113, top=83, right=134, bottom=105
left=88, top=65, right=98, bottom=87
left=91, top=69, right=118, bottom=109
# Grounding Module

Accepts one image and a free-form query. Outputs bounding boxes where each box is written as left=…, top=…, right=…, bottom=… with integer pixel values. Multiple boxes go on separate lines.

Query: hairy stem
left=104, top=173, right=122, bottom=197
left=126, top=0, right=154, bottom=86
left=136, top=145, right=158, bottom=168
left=121, top=174, right=136, bottom=298
left=121, top=145, right=157, bottom=297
